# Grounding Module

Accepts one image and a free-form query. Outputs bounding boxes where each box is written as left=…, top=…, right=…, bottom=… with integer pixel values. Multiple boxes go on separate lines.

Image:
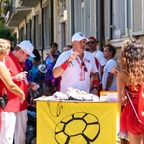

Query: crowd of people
left=0, top=33, right=144, bottom=144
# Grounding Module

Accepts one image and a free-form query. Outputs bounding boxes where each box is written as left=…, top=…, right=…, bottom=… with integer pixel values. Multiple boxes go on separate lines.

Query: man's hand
left=91, top=88, right=98, bottom=96
left=111, top=66, right=119, bottom=76
left=15, top=71, right=28, bottom=81
left=29, top=82, right=40, bottom=90
left=67, top=51, right=79, bottom=63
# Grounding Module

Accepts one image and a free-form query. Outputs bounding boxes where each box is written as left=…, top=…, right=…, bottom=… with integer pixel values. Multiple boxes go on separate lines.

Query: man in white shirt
left=53, top=32, right=99, bottom=95
left=88, top=36, right=106, bottom=72
left=88, top=36, right=107, bottom=95
left=102, top=44, right=117, bottom=91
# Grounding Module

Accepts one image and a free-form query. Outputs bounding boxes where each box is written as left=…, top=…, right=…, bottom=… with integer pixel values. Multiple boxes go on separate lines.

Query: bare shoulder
left=0, top=62, right=7, bottom=72
left=117, top=70, right=128, bottom=76
left=0, top=62, right=6, bottom=68
left=117, top=70, right=128, bottom=82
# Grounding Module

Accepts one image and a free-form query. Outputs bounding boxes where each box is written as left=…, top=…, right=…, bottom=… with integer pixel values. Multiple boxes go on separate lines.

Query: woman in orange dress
left=117, top=38, right=144, bottom=144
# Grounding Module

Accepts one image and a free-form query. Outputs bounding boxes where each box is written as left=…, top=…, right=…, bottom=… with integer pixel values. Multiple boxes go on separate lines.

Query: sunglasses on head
left=81, top=62, right=87, bottom=72
left=87, top=41, right=95, bottom=45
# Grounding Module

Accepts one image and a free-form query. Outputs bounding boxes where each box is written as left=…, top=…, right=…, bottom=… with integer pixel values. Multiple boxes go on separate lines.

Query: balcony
left=20, top=0, right=40, bottom=7
left=6, top=1, right=32, bottom=27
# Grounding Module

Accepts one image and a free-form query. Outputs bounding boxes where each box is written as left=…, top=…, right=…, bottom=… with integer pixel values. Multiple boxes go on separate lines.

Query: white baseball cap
left=38, top=64, right=47, bottom=73
left=17, top=40, right=35, bottom=57
left=72, top=32, right=88, bottom=42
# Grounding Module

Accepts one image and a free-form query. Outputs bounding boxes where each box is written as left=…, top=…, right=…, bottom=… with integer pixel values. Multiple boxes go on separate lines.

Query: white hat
left=38, top=64, right=47, bottom=73
left=17, top=40, right=35, bottom=57
left=72, top=32, right=88, bottom=42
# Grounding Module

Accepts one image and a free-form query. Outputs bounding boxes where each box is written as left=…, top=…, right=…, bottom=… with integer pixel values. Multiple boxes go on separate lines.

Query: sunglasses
left=22, top=49, right=30, bottom=57
left=81, top=62, right=87, bottom=72
left=86, top=41, right=95, bottom=45
left=26, top=53, right=30, bottom=57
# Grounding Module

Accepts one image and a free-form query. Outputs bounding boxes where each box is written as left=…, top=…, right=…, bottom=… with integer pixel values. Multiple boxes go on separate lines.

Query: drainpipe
left=98, top=0, right=104, bottom=51
left=40, top=0, right=44, bottom=62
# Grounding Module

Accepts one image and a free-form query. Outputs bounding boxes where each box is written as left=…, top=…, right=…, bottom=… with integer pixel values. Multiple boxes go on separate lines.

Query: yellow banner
left=37, top=101, right=121, bottom=144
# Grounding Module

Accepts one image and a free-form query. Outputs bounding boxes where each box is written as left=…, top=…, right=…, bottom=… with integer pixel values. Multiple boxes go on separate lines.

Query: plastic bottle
left=125, top=28, right=129, bottom=38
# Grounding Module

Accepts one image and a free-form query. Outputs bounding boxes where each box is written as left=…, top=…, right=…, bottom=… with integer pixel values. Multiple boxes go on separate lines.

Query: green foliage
left=0, top=22, right=16, bottom=42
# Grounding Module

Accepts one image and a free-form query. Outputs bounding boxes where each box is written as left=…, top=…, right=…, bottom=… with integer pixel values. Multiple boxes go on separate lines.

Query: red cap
left=88, top=36, right=97, bottom=43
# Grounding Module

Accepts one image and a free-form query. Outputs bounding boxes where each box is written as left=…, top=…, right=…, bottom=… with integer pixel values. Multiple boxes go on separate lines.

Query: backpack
left=126, top=85, right=144, bottom=124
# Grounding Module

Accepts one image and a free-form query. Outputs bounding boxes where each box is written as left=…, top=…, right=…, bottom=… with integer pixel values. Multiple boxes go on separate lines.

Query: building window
left=35, top=13, right=39, bottom=49
left=105, top=0, right=132, bottom=39
left=19, top=27, right=24, bottom=42
left=26, top=20, right=32, bottom=41
left=43, top=2, right=52, bottom=49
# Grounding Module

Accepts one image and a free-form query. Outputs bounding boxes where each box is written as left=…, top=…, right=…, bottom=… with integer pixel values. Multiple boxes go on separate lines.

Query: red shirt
left=3, top=52, right=29, bottom=112
left=0, top=79, right=5, bottom=111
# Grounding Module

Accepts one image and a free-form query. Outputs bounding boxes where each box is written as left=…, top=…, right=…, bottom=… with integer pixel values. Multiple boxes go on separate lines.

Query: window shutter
left=104, top=0, right=111, bottom=40
left=132, top=0, right=144, bottom=35
left=90, top=0, right=97, bottom=38
left=74, top=0, right=82, bottom=32
left=118, top=0, right=125, bottom=35
left=32, top=16, right=36, bottom=47
left=43, top=6, right=49, bottom=49
left=29, top=20, right=32, bottom=42
left=84, top=0, right=90, bottom=36
left=67, top=0, right=74, bottom=42
left=38, top=23, right=42, bottom=48
left=127, top=0, right=131, bottom=29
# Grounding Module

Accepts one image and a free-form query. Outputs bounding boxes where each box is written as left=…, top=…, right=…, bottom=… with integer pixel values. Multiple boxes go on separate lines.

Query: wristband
left=105, top=87, right=109, bottom=91
left=92, top=80, right=98, bottom=86
left=61, top=60, right=69, bottom=70
left=91, top=86, right=99, bottom=91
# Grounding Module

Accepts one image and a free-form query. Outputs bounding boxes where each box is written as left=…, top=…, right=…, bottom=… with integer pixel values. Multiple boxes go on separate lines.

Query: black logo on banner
left=54, top=112, right=100, bottom=144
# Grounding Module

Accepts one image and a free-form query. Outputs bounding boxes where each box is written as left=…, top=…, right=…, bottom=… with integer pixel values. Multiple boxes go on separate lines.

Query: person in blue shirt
left=44, top=43, right=59, bottom=96
left=27, top=49, right=42, bottom=102
left=30, top=64, right=47, bottom=97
